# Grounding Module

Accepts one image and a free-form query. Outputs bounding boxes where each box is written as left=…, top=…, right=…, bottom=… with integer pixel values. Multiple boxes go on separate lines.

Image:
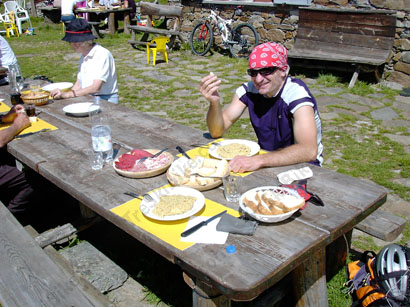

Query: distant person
left=0, top=105, right=34, bottom=222
left=200, top=42, right=323, bottom=173
left=0, top=36, right=20, bottom=85
left=125, top=0, right=136, bottom=20
left=61, top=0, right=81, bottom=22
left=50, top=18, right=119, bottom=103
left=98, top=0, right=120, bottom=7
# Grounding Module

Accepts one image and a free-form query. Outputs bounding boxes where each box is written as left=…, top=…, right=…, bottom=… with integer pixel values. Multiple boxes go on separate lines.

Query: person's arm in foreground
left=200, top=73, right=246, bottom=138
left=229, top=105, right=318, bottom=173
left=0, top=105, right=30, bottom=147
left=50, top=79, right=104, bottom=99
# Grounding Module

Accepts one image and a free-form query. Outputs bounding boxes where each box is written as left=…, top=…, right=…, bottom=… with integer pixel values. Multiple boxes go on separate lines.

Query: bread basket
left=21, top=91, right=49, bottom=106
left=239, top=186, right=304, bottom=223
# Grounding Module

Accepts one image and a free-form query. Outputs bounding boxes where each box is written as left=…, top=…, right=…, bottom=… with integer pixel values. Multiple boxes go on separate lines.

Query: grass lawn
left=8, top=17, right=410, bottom=306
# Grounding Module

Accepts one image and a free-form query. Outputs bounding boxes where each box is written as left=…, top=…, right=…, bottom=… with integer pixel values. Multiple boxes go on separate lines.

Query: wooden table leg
left=108, top=12, right=115, bottom=35
left=123, top=11, right=130, bottom=35
left=292, top=248, right=328, bottom=307
left=79, top=202, right=96, bottom=219
left=183, top=272, right=231, bottom=307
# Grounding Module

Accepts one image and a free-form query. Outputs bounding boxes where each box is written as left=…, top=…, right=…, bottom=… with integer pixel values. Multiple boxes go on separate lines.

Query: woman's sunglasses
left=247, top=67, right=277, bottom=77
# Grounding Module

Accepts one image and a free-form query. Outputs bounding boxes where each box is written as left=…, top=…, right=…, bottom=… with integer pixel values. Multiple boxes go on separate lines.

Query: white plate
left=140, top=187, right=205, bottom=221
left=42, top=82, right=73, bottom=92
left=63, top=102, right=100, bottom=117
left=208, top=139, right=260, bottom=160
left=239, top=186, right=303, bottom=223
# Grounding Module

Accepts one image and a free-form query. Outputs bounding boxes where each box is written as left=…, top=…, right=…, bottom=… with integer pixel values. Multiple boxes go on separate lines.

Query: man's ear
left=282, top=66, right=290, bottom=77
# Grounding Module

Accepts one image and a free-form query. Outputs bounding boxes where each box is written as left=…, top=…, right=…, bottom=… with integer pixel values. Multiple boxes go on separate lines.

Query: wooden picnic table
left=1, top=90, right=387, bottom=306
left=74, top=7, right=132, bottom=35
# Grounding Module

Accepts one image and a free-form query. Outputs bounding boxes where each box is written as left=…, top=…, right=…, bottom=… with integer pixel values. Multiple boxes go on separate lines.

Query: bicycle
left=189, top=7, right=259, bottom=59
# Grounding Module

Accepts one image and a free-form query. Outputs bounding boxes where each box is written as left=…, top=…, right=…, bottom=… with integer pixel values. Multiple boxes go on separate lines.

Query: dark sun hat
left=62, top=18, right=96, bottom=42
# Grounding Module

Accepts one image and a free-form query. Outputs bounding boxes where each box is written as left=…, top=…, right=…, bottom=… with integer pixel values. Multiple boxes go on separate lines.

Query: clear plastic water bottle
left=89, top=96, right=113, bottom=163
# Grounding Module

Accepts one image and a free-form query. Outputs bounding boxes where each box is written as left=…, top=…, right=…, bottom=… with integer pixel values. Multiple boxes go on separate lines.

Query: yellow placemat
left=179, top=138, right=267, bottom=177
left=0, top=103, right=58, bottom=135
left=111, top=184, right=240, bottom=251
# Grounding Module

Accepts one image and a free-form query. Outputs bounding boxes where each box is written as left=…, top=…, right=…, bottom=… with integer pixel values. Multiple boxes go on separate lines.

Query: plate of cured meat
left=113, top=149, right=174, bottom=179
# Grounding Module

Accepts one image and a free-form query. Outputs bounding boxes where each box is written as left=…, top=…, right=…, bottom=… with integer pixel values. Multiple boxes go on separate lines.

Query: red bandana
left=248, top=42, right=288, bottom=71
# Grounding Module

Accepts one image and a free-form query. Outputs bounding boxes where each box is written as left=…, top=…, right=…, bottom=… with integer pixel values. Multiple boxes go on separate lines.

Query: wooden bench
left=355, top=209, right=406, bottom=242
left=288, top=7, right=396, bottom=88
left=0, top=202, right=110, bottom=306
left=128, top=2, right=184, bottom=49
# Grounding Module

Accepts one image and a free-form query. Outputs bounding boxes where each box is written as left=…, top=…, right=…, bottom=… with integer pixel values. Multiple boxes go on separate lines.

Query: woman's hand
left=50, top=88, right=63, bottom=99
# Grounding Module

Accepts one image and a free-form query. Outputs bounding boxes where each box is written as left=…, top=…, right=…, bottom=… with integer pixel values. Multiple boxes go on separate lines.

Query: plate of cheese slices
left=167, top=156, right=228, bottom=191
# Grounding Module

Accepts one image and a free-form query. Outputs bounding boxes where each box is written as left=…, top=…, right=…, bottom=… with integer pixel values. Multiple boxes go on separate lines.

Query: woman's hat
left=62, top=19, right=96, bottom=42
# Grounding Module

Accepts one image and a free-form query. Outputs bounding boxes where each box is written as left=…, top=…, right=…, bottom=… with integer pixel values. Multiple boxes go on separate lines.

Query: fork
left=124, top=192, right=154, bottom=202
left=190, top=142, right=221, bottom=148
left=137, top=147, right=169, bottom=164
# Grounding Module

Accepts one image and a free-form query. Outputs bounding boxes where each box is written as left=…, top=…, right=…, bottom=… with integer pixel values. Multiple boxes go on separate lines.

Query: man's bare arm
left=51, top=79, right=103, bottom=99
left=0, top=113, right=30, bottom=147
left=229, top=106, right=318, bottom=172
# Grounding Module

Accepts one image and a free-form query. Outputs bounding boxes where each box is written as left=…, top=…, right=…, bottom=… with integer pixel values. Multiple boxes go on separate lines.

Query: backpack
left=344, top=247, right=410, bottom=307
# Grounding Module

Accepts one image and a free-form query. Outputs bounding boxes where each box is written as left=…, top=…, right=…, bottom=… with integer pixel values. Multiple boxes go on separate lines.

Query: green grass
left=8, top=18, right=409, bottom=307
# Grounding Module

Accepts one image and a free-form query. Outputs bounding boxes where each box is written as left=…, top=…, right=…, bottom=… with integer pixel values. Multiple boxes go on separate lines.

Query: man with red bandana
left=200, top=42, right=323, bottom=173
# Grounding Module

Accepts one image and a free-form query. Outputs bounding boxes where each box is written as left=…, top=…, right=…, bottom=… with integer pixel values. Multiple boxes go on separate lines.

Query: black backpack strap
left=361, top=250, right=377, bottom=263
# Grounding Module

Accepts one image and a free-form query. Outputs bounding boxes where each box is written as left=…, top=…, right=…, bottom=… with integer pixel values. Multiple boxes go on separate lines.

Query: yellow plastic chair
left=3, top=12, right=19, bottom=37
left=146, top=36, right=170, bottom=66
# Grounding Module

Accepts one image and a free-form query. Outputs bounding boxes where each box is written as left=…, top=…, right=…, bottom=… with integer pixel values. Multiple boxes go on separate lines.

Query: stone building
left=177, top=0, right=410, bottom=87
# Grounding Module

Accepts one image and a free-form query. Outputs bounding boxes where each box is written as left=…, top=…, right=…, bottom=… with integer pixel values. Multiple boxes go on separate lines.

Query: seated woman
left=50, top=18, right=119, bottom=103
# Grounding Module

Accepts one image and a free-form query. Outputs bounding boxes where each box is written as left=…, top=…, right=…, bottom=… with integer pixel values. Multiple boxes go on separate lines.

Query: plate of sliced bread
left=239, top=186, right=305, bottom=223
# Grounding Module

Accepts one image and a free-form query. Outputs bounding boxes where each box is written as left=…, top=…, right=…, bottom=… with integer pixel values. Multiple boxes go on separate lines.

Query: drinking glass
left=85, top=149, right=104, bottom=170
left=25, top=105, right=35, bottom=117
left=222, top=174, right=242, bottom=202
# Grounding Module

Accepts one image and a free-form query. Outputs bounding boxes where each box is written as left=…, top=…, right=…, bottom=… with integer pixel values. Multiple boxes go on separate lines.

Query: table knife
left=112, top=142, right=121, bottom=160
left=14, top=128, right=51, bottom=139
left=176, top=146, right=191, bottom=159
left=181, top=210, right=227, bottom=237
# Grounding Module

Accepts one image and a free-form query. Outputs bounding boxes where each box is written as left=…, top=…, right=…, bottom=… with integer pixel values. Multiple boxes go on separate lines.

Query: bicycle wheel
left=190, top=22, right=213, bottom=56
left=229, top=23, right=259, bottom=59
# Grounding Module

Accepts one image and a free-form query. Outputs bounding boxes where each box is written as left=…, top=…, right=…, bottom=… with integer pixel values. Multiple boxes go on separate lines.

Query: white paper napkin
left=180, top=216, right=229, bottom=244
left=277, top=166, right=313, bottom=184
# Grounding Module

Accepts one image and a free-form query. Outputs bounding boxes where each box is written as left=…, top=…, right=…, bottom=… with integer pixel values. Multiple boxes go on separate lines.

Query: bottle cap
left=226, top=245, right=236, bottom=254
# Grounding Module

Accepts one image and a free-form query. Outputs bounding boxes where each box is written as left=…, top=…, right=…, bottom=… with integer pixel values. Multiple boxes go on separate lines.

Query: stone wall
left=177, top=0, right=410, bottom=87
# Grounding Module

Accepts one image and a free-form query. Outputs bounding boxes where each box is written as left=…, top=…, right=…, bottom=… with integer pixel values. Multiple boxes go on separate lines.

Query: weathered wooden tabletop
left=1, top=91, right=388, bottom=306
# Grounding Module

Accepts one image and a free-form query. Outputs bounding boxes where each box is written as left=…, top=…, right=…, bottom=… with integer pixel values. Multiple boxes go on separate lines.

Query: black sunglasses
left=247, top=67, right=277, bottom=77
